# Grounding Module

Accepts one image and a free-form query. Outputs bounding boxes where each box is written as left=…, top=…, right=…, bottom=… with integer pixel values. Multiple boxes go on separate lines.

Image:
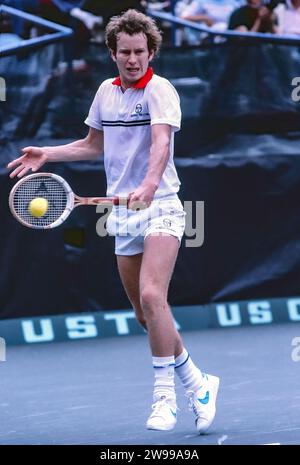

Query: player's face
left=111, top=32, right=154, bottom=89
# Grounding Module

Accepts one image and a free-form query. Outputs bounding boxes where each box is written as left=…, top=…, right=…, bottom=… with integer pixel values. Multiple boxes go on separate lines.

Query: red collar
left=112, top=67, right=154, bottom=89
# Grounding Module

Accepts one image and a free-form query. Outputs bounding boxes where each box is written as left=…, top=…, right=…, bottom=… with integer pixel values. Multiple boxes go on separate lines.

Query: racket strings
left=13, top=177, right=68, bottom=227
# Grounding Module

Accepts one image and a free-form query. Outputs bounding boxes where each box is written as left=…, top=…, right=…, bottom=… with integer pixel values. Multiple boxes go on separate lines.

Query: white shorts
left=106, top=195, right=186, bottom=256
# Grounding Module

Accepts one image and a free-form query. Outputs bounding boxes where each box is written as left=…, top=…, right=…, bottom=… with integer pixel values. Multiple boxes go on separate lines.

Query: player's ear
left=148, top=50, right=155, bottom=62
left=110, top=49, right=117, bottom=62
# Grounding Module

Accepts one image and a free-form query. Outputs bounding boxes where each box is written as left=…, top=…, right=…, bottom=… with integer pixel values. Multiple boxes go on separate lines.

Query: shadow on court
left=0, top=323, right=299, bottom=445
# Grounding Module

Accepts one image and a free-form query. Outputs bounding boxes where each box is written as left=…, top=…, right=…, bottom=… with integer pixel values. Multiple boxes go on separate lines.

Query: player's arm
left=128, top=124, right=171, bottom=208
left=7, top=127, right=104, bottom=178
left=146, top=123, right=171, bottom=189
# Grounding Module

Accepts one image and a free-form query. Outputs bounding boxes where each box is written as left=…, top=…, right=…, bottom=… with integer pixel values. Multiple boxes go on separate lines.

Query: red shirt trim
left=112, top=67, right=154, bottom=89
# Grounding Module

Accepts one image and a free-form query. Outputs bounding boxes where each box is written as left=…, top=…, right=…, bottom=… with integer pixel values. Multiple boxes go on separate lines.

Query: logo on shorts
left=163, top=219, right=172, bottom=228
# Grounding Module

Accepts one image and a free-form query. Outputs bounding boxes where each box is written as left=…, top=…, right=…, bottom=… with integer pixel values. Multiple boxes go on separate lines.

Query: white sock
left=152, top=355, right=176, bottom=402
left=175, top=348, right=203, bottom=392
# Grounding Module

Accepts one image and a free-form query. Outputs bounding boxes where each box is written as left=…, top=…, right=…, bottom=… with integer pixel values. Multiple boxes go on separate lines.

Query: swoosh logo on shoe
left=170, top=409, right=177, bottom=418
left=197, top=391, right=209, bottom=404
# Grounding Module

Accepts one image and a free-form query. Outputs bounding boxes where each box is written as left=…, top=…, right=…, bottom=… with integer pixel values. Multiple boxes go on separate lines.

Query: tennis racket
left=9, top=172, right=127, bottom=229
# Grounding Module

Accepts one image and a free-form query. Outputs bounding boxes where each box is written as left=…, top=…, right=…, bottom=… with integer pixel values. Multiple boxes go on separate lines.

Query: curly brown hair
left=105, top=9, right=162, bottom=55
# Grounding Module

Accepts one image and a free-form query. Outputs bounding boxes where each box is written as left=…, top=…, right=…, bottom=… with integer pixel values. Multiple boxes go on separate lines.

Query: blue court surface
left=0, top=322, right=299, bottom=445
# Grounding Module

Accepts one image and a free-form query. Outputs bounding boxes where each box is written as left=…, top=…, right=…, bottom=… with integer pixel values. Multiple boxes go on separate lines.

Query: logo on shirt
left=135, top=103, right=142, bottom=114
left=130, top=103, right=149, bottom=118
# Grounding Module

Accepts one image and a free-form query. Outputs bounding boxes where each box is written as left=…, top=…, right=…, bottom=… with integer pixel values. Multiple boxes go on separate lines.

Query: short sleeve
left=84, top=87, right=103, bottom=130
left=147, top=78, right=181, bottom=132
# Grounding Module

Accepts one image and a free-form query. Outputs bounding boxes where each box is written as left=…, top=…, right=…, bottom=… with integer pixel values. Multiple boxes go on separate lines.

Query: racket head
left=9, top=172, right=75, bottom=229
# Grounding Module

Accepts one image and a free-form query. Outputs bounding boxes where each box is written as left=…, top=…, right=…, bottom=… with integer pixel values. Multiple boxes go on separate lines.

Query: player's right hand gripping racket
left=9, top=172, right=127, bottom=229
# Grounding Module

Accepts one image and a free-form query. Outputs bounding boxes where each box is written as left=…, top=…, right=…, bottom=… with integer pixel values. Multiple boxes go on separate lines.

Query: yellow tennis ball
left=28, top=197, right=48, bottom=218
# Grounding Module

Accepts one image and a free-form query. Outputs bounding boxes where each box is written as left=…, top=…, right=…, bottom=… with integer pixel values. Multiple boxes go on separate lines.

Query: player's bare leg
left=117, top=254, right=146, bottom=329
left=139, top=234, right=182, bottom=357
left=117, top=253, right=183, bottom=356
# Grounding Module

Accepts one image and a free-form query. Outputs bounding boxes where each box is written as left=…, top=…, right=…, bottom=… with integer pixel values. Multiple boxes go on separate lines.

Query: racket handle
left=113, top=197, right=128, bottom=206
left=75, top=196, right=128, bottom=206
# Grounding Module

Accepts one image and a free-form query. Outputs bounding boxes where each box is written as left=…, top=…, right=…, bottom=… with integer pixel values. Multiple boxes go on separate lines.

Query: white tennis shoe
left=146, top=396, right=178, bottom=431
left=186, top=373, right=220, bottom=434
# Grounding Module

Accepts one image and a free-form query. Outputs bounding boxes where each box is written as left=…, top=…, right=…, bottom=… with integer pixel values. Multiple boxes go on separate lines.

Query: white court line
left=262, top=443, right=281, bottom=445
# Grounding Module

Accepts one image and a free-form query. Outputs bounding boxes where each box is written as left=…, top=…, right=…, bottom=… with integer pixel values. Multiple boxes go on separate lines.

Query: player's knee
left=140, top=286, right=163, bottom=314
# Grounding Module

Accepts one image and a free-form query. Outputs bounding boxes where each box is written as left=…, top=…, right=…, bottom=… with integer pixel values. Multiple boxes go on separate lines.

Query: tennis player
left=7, top=9, right=219, bottom=433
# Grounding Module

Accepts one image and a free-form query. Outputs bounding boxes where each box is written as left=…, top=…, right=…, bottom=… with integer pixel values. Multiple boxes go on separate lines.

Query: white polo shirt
left=84, top=68, right=181, bottom=198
